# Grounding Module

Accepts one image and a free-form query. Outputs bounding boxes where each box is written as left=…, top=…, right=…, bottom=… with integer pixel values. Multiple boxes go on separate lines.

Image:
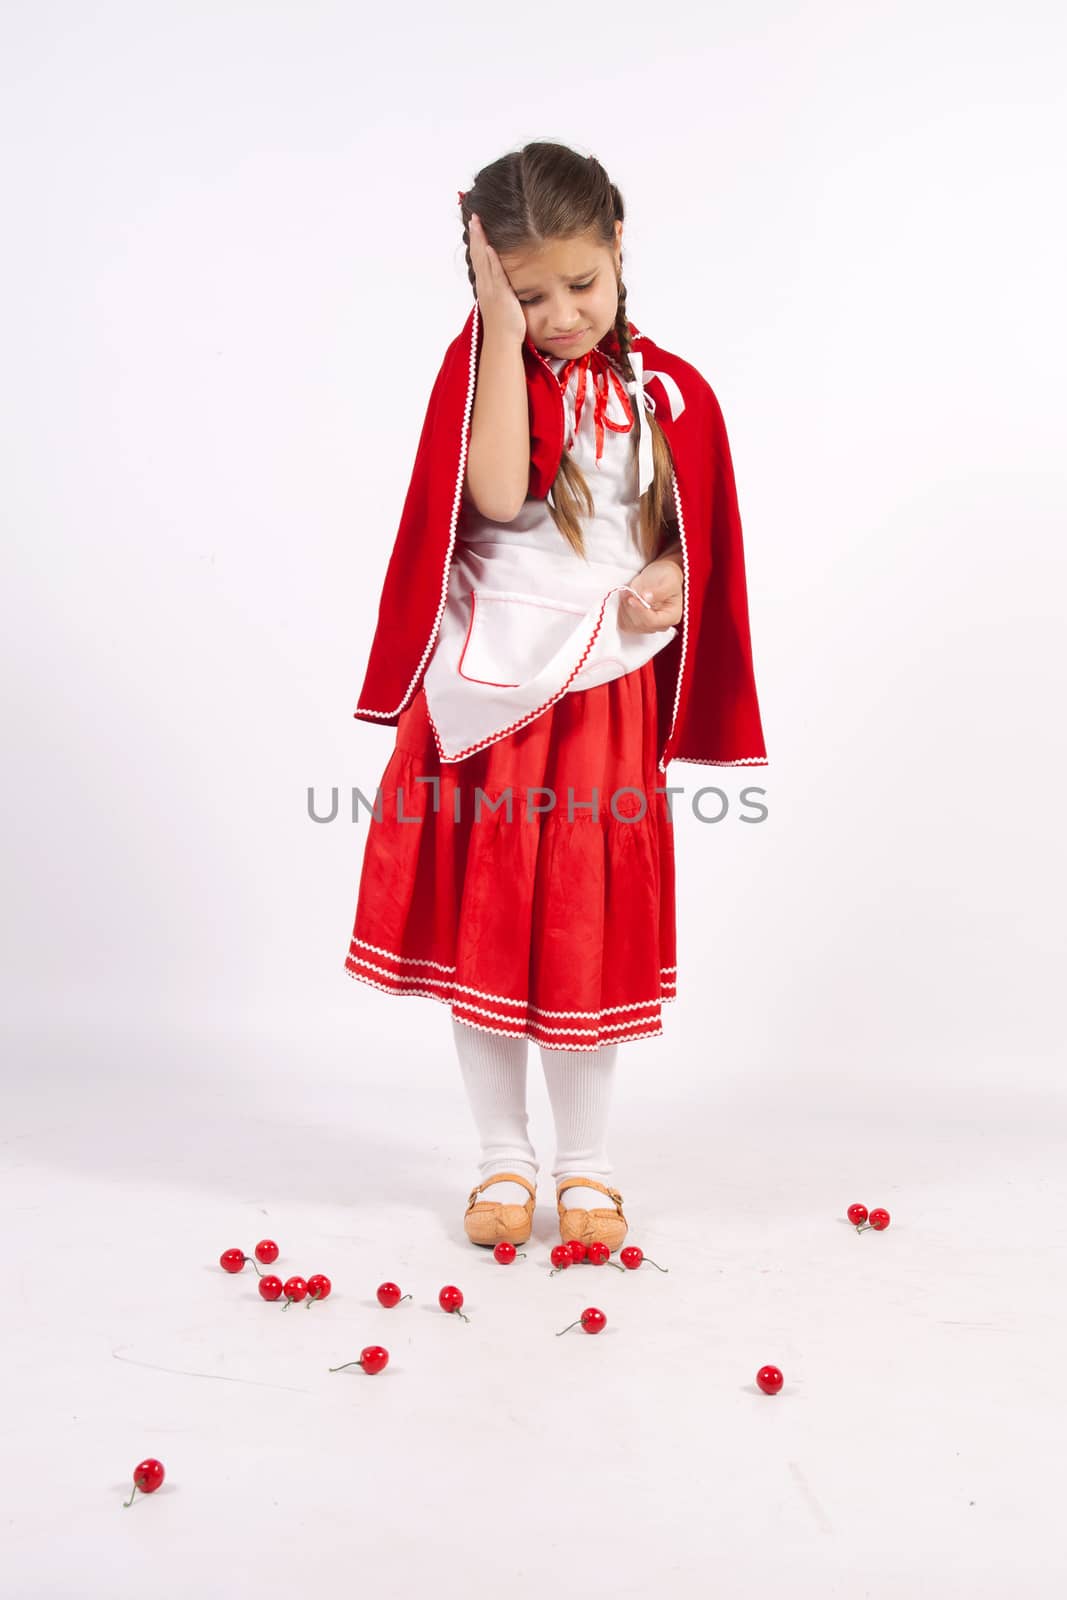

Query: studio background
left=3, top=2, right=1064, bottom=1595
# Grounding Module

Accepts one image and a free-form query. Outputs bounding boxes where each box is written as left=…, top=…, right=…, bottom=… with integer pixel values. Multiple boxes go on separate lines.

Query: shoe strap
left=466, top=1171, right=537, bottom=1209
left=556, top=1177, right=625, bottom=1211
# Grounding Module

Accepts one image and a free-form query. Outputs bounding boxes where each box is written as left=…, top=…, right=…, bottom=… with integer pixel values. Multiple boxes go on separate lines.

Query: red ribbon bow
left=554, top=348, right=635, bottom=467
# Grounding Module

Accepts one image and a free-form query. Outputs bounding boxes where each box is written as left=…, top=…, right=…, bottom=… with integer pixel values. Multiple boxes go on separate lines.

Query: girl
left=344, top=142, right=766, bottom=1254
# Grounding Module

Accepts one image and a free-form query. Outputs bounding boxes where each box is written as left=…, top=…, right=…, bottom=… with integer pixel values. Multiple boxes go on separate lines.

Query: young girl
left=344, top=142, right=766, bottom=1255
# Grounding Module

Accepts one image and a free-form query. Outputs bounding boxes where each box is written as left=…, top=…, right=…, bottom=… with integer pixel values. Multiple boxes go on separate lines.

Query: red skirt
left=343, top=657, right=676, bottom=1050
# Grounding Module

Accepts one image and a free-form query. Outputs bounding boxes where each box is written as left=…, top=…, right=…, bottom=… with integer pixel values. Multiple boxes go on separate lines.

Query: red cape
left=353, top=304, right=767, bottom=771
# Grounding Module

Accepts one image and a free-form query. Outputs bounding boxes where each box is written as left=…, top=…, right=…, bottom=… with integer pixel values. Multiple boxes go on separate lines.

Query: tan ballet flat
left=463, top=1171, right=537, bottom=1248
left=556, top=1177, right=628, bottom=1253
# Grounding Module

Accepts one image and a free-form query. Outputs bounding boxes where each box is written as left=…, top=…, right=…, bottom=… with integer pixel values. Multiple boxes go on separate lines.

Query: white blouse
left=421, top=348, right=678, bottom=762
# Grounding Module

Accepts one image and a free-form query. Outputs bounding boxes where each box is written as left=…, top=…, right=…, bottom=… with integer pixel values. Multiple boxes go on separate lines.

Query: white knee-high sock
left=451, top=1018, right=538, bottom=1204
left=539, top=1043, right=619, bottom=1209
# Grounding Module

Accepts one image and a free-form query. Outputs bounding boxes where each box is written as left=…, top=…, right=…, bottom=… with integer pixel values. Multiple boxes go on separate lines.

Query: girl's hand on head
left=468, top=214, right=528, bottom=345
left=618, top=559, right=684, bottom=633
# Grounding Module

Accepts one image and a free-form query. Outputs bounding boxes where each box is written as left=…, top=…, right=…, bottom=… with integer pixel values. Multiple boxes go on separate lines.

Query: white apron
left=422, top=348, right=678, bottom=762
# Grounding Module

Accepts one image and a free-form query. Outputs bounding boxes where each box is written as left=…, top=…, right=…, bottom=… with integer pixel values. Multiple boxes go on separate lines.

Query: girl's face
left=498, top=223, right=623, bottom=360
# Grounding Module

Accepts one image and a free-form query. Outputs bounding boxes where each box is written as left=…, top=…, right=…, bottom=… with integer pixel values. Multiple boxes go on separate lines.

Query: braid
left=606, top=180, right=634, bottom=383
left=613, top=271, right=643, bottom=496
left=458, top=194, right=477, bottom=297
left=613, top=273, right=635, bottom=384
left=612, top=259, right=675, bottom=556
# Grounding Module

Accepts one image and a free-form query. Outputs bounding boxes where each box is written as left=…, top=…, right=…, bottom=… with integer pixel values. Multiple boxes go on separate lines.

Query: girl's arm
left=464, top=216, right=531, bottom=521
left=465, top=326, right=531, bottom=521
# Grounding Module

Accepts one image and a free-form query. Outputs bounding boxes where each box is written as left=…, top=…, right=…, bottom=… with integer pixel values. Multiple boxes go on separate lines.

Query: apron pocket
left=457, top=589, right=588, bottom=687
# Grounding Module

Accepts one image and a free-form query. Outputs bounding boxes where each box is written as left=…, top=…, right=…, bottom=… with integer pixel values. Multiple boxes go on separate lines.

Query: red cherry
left=376, top=1281, right=412, bottom=1308
left=219, top=1247, right=262, bottom=1278
left=122, top=1457, right=165, bottom=1507
left=549, top=1244, right=573, bottom=1274
left=254, top=1239, right=279, bottom=1265
left=566, top=1241, right=587, bottom=1263
left=556, top=1307, right=607, bottom=1336
left=756, top=1365, right=784, bottom=1395
left=281, top=1275, right=308, bottom=1310
left=846, top=1203, right=868, bottom=1228
left=493, top=1241, right=526, bottom=1264
left=438, top=1285, right=470, bottom=1322
left=330, top=1345, right=389, bottom=1376
left=868, top=1208, right=891, bottom=1231
left=136, top=1457, right=165, bottom=1491
left=618, top=1245, right=669, bottom=1273
left=258, top=1275, right=284, bottom=1302
left=584, top=1241, right=624, bottom=1269
left=305, top=1273, right=332, bottom=1307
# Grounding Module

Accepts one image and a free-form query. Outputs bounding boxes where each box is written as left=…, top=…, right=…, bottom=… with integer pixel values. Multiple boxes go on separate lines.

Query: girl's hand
left=468, top=214, right=528, bottom=345
left=618, top=558, right=683, bottom=632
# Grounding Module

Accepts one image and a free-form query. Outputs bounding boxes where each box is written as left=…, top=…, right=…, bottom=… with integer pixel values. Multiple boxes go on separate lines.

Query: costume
left=353, top=302, right=767, bottom=772
left=343, top=303, right=767, bottom=1048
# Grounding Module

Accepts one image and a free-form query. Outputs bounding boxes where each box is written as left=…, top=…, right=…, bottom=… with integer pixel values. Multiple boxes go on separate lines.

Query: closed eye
left=518, top=279, right=595, bottom=306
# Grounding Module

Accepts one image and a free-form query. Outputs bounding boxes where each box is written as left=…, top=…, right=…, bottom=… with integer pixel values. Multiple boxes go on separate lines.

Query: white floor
left=4, top=1014, right=1064, bottom=1598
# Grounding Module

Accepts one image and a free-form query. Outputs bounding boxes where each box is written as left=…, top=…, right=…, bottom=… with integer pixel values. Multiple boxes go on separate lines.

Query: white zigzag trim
left=668, top=754, right=769, bottom=767
left=349, top=936, right=457, bottom=974
left=346, top=954, right=669, bottom=1022
left=343, top=965, right=666, bottom=1048
left=347, top=938, right=673, bottom=1018
left=450, top=996, right=657, bottom=1038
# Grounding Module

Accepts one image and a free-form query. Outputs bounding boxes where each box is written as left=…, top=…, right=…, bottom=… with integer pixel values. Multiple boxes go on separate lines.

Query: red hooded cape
left=353, top=303, right=767, bottom=772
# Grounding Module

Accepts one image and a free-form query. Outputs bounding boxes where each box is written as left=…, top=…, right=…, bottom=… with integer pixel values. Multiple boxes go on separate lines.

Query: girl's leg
left=451, top=1017, right=538, bottom=1204
left=539, top=1043, right=619, bottom=1209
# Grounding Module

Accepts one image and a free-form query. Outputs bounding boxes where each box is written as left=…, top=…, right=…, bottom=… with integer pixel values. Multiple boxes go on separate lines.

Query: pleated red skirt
left=343, top=657, right=676, bottom=1049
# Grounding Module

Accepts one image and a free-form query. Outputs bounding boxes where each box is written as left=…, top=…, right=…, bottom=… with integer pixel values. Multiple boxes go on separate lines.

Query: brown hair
left=458, top=141, right=676, bottom=564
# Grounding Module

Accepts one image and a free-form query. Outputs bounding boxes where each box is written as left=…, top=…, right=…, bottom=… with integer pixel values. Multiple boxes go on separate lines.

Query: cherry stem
left=397, top=1293, right=412, bottom=1303
left=645, top=1258, right=669, bottom=1272
left=556, top=1320, right=580, bottom=1336
left=605, top=1260, right=625, bottom=1272
left=244, top=1255, right=263, bottom=1278
left=453, top=1308, right=470, bottom=1322
left=122, top=1485, right=139, bottom=1508
left=328, top=1360, right=362, bottom=1372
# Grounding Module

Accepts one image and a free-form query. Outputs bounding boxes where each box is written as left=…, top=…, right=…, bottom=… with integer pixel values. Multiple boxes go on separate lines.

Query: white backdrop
left=3, top=3, right=1065, bottom=1595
